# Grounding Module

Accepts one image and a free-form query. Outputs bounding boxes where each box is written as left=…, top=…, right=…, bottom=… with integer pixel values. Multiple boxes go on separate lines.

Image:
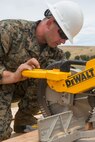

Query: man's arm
left=0, top=58, right=40, bottom=84
left=0, top=21, right=41, bottom=84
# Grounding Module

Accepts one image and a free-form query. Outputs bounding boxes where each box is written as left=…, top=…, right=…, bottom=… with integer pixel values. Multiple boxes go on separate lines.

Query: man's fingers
left=27, top=58, right=40, bottom=68
left=18, top=64, right=32, bottom=72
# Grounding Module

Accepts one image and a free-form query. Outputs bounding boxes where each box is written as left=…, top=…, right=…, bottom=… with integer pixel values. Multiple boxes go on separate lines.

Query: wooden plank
left=2, top=130, right=39, bottom=142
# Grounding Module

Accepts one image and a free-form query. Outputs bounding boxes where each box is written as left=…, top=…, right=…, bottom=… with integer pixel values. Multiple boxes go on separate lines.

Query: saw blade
left=37, top=61, right=91, bottom=120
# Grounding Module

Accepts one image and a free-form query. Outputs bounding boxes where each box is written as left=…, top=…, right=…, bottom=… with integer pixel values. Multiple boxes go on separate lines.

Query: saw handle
left=60, top=60, right=86, bottom=72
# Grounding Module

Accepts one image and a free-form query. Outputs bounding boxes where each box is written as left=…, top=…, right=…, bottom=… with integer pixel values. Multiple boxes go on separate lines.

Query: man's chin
left=49, top=43, right=57, bottom=48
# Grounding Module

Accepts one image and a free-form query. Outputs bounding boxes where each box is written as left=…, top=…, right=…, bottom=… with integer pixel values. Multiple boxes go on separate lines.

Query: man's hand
left=1, top=58, right=40, bottom=84
left=14, top=58, right=40, bottom=82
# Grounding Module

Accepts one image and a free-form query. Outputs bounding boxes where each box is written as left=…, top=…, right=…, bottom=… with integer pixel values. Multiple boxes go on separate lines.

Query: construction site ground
left=2, top=103, right=42, bottom=142
left=2, top=102, right=95, bottom=142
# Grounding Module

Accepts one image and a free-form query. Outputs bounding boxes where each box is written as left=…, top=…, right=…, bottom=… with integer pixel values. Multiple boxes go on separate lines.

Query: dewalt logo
left=65, top=68, right=94, bottom=87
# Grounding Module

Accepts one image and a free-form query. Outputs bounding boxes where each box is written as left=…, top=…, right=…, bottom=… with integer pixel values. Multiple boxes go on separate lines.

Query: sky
left=0, top=0, right=95, bottom=46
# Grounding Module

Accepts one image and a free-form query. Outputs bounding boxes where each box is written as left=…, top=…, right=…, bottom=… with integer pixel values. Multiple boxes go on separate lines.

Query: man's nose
left=60, top=39, right=66, bottom=44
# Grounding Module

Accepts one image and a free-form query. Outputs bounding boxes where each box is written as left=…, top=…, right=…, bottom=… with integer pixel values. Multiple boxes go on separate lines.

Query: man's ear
left=46, top=17, right=55, bottom=28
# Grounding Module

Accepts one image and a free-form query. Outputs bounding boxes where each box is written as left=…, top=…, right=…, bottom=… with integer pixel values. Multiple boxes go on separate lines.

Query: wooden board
left=2, top=130, right=39, bottom=142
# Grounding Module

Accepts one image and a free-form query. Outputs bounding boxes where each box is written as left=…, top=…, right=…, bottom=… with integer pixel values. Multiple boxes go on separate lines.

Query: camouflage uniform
left=0, top=19, right=66, bottom=140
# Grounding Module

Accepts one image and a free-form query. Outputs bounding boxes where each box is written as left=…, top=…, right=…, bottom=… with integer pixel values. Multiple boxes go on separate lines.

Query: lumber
left=2, top=130, right=39, bottom=142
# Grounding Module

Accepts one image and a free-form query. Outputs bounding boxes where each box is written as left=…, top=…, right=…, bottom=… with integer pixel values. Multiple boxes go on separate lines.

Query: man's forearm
left=0, top=70, right=19, bottom=84
left=0, top=58, right=40, bottom=84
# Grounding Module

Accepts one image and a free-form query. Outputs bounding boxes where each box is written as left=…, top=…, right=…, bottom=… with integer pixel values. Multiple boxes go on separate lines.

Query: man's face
left=45, top=18, right=68, bottom=47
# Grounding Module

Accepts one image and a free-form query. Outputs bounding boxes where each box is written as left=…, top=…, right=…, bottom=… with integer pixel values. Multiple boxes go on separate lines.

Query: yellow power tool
left=22, top=58, right=95, bottom=141
left=22, top=59, right=95, bottom=94
left=22, top=59, right=95, bottom=133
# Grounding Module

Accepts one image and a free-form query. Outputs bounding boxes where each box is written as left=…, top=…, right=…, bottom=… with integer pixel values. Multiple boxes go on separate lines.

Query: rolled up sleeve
left=0, top=64, right=6, bottom=80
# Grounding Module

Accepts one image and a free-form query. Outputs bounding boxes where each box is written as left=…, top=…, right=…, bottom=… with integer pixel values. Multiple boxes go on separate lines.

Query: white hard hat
left=47, top=1, right=84, bottom=43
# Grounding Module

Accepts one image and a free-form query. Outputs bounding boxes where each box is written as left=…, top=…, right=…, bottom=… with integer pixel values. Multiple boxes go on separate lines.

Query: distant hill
left=58, top=45, right=95, bottom=59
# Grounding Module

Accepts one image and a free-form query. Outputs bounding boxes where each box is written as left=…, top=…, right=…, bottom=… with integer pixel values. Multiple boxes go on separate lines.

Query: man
left=0, top=1, right=83, bottom=140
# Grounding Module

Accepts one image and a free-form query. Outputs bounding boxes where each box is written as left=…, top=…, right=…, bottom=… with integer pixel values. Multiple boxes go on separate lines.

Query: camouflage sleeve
left=0, top=40, right=7, bottom=80
left=0, top=21, right=12, bottom=80
left=0, top=46, right=6, bottom=80
left=0, top=21, right=12, bottom=54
